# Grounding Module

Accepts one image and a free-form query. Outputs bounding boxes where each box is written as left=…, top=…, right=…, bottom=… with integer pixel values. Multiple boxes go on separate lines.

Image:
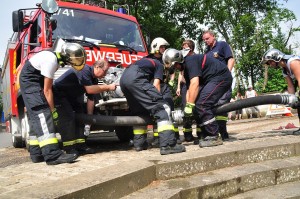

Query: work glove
left=52, top=108, right=59, bottom=128
left=168, top=80, right=175, bottom=87
left=184, top=102, right=195, bottom=118
left=84, top=124, right=91, bottom=136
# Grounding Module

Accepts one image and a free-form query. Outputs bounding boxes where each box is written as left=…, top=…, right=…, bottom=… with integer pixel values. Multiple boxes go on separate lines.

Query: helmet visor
left=162, top=48, right=183, bottom=68
left=68, top=56, right=86, bottom=71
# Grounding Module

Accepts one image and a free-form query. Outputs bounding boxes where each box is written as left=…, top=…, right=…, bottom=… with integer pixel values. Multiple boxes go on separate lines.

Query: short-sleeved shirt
left=134, top=58, right=164, bottom=81
left=204, top=41, right=233, bottom=65
left=245, top=90, right=256, bottom=98
left=54, top=65, right=97, bottom=100
left=29, top=51, right=59, bottom=79
left=145, top=54, right=173, bottom=81
left=282, top=55, right=300, bottom=80
left=183, top=54, right=231, bottom=87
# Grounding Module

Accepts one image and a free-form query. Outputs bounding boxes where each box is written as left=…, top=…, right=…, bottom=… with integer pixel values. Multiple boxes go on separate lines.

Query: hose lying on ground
left=215, top=94, right=296, bottom=114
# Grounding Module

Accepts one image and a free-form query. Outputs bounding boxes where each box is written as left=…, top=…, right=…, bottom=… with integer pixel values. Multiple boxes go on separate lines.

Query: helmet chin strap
left=179, top=63, right=184, bottom=71
left=274, top=61, right=281, bottom=69
left=56, top=52, right=65, bottom=67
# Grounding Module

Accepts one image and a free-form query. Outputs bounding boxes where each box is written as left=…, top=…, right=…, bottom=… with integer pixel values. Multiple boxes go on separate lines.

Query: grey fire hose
left=76, top=94, right=298, bottom=126
left=215, top=94, right=296, bottom=114
left=75, top=114, right=154, bottom=126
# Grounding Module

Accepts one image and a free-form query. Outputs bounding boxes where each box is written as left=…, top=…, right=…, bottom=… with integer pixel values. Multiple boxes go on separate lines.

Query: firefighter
left=19, top=39, right=85, bottom=165
left=53, top=60, right=117, bottom=156
left=162, top=48, right=232, bottom=147
left=202, top=30, right=235, bottom=141
left=261, top=48, right=300, bottom=135
left=175, top=40, right=200, bottom=142
left=146, top=37, right=181, bottom=147
left=120, top=57, right=186, bottom=155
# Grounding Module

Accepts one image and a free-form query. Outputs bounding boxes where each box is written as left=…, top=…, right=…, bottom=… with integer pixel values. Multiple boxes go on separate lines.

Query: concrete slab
left=227, top=180, right=300, bottom=199
left=123, top=156, right=300, bottom=199
left=0, top=116, right=300, bottom=198
left=0, top=134, right=300, bottom=198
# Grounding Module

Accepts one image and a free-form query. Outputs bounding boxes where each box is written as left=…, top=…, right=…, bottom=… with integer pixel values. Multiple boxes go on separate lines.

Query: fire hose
left=76, top=94, right=298, bottom=126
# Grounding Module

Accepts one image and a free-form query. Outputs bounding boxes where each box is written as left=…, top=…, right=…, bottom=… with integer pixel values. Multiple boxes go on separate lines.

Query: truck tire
left=115, top=126, right=133, bottom=142
left=21, top=114, right=30, bottom=151
left=10, top=118, right=25, bottom=148
left=12, top=135, right=24, bottom=148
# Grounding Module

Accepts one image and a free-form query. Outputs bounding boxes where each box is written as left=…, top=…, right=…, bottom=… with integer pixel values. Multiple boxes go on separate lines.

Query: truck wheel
left=21, top=114, right=30, bottom=151
left=12, top=135, right=24, bottom=148
left=10, top=118, right=25, bottom=148
left=115, top=126, right=133, bottom=142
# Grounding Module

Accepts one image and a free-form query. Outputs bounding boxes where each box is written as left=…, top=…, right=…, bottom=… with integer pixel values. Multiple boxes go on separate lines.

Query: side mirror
left=41, top=0, right=58, bottom=14
left=145, top=35, right=150, bottom=48
left=12, top=10, right=24, bottom=32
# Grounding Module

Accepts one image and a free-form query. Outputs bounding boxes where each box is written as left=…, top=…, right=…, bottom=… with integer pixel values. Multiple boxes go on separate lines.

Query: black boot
left=46, top=152, right=78, bottom=165
left=199, top=135, right=223, bottom=148
left=29, top=145, right=44, bottom=163
left=134, top=134, right=148, bottom=151
left=220, top=132, right=229, bottom=141
left=175, top=132, right=182, bottom=144
left=184, top=132, right=196, bottom=142
left=151, top=136, right=160, bottom=148
left=217, top=120, right=229, bottom=141
left=160, top=144, right=186, bottom=155
left=31, top=155, right=44, bottom=163
left=194, top=128, right=207, bottom=145
left=64, top=145, right=80, bottom=156
left=77, top=145, right=95, bottom=155
left=135, top=142, right=148, bottom=152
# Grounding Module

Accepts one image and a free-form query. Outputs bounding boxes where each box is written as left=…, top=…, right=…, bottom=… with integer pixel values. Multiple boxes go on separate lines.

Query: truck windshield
left=52, top=8, right=146, bottom=52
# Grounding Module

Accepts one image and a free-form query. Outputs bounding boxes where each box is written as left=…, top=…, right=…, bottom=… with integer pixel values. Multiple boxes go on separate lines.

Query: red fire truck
left=1, top=0, right=148, bottom=148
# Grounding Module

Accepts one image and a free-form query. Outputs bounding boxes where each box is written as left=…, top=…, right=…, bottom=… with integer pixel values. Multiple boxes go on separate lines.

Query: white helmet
left=61, top=43, right=87, bottom=71
left=261, top=49, right=285, bottom=65
left=162, top=48, right=184, bottom=68
left=150, top=37, right=169, bottom=54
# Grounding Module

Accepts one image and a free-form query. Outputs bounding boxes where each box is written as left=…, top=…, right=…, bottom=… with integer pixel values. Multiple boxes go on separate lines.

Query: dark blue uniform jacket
left=184, top=54, right=232, bottom=88
left=54, top=65, right=97, bottom=101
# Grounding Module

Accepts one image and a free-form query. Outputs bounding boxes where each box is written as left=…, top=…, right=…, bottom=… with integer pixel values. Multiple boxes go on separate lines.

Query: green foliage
left=256, top=68, right=288, bottom=93
left=169, top=71, right=183, bottom=108
left=169, top=0, right=299, bottom=92
left=102, top=0, right=184, bottom=49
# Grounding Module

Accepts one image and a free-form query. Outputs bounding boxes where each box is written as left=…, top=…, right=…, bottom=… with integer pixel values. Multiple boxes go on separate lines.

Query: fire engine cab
left=1, top=0, right=148, bottom=148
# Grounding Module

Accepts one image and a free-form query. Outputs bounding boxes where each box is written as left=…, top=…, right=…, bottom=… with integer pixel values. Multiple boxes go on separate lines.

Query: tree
left=169, top=0, right=299, bottom=92
left=256, top=67, right=288, bottom=93
left=99, top=0, right=184, bottom=49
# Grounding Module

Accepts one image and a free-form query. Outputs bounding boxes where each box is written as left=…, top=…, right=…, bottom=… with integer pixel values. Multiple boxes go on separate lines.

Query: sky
left=0, top=0, right=299, bottom=65
left=280, top=0, right=300, bottom=54
left=0, top=0, right=38, bottom=65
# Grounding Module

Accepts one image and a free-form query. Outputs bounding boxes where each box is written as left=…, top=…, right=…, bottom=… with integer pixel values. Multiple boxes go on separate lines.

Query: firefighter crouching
left=120, top=57, right=186, bottom=155
left=162, top=48, right=233, bottom=148
left=53, top=60, right=116, bottom=156
left=19, top=39, right=86, bottom=165
left=146, top=37, right=181, bottom=146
